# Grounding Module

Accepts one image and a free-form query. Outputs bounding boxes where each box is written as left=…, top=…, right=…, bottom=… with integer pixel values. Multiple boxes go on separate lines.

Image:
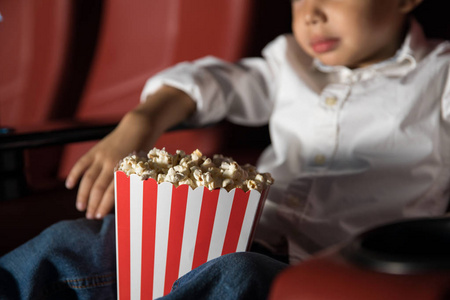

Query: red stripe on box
left=191, top=188, right=220, bottom=269
left=221, top=189, right=251, bottom=255
left=164, top=185, right=189, bottom=295
left=140, top=179, right=158, bottom=299
left=116, top=172, right=131, bottom=300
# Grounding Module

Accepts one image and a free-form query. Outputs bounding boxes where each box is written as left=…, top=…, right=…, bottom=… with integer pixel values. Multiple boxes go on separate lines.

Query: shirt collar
left=313, top=18, right=427, bottom=82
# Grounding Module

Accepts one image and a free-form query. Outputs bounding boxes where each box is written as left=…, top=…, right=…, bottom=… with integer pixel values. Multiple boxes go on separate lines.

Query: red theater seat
left=58, top=0, right=255, bottom=178
left=0, top=0, right=74, bottom=191
left=269, top=217, right=450, bottom=300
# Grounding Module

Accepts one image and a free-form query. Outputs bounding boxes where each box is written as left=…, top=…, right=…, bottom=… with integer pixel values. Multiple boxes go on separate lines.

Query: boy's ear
left=398, top=0, right=424, bottom=14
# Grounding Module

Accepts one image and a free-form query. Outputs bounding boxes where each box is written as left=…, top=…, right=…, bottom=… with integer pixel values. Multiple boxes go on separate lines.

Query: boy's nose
left=305, top=13, right=320, bottom=25
left=302, top=0, right=326, bottom=25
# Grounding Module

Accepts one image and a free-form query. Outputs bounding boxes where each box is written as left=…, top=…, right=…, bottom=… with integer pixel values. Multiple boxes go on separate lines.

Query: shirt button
left=325, top=96, right=338, bottom=106
left=314, top=154, right=326, bottom=165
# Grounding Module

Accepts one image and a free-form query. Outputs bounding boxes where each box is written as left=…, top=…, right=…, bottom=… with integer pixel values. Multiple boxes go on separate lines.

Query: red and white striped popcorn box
left=114, top=171, right=269, bottom=300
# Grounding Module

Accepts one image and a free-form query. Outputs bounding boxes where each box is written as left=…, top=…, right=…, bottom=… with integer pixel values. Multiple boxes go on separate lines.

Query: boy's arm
left=65, top=85, right=196, bottom=219
left=141, top=56, right=275, bottom=127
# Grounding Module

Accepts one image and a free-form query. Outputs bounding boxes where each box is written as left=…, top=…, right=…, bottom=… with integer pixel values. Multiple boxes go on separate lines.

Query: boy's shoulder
left=422, top=39, right=450, bottom=64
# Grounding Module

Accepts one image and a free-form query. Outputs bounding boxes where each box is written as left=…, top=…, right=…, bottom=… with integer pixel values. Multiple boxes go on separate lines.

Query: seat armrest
left=0, top=120, right=117, bottom=151
left=0, top=118, right=192, bottom=200
left=0, top=118, right=209, bottom=151
left=0, top=118, right=270, bottom=201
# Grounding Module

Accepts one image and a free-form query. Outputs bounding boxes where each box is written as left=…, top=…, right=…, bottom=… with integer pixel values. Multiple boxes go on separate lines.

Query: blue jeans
left=0, top=215, right=288, bottom=300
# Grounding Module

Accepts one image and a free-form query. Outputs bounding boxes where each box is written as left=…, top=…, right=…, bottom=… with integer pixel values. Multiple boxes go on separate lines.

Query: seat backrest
left=0, top=0, right=72, bottom=127
left=75, top=0, right=254, bottom=120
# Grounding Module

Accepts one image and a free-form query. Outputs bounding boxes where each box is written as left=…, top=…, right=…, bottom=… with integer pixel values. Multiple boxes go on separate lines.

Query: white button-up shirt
left=141, top=20, right=450, bottom=263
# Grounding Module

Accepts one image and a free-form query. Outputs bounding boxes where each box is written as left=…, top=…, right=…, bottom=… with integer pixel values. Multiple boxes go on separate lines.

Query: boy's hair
left=413, top=0, right=450, bottom=40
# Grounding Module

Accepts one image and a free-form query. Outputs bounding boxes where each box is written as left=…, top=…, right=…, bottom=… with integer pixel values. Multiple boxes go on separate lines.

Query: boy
left=69, top=0, right=438, bottom=262
left=2, top=0, right=447, bottom=299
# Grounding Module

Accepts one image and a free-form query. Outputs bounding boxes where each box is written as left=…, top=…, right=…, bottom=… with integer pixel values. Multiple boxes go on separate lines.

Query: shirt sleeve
left=140, top=49, right=279, bottom=127
left=441, top=62, right=450, bottom=122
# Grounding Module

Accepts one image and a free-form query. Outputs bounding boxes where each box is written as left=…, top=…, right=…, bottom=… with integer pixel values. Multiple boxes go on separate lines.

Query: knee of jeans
left=40, top=220, right=74, bottom=240
left=41, top=217, right=111, bottom=242
left=216, top=252, right=282, bottom=276
left=38, top=219, right=93, bottom=250
left=41, top=217, right=115, bottom=258
left=214, top=252, right=287, bottom=294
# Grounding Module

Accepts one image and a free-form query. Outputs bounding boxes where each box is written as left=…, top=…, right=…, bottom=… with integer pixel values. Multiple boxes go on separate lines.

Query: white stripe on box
left=178, top=187, right=204, bottom=278
left=114, top=173, right=120, bottom=299
left=153, top=182, right=173, bottom=299
left=236, top=190, right=261, bottom=251
left=129, top=175, right=144, bottom=300
left=207, top=189, right=235, bottom=261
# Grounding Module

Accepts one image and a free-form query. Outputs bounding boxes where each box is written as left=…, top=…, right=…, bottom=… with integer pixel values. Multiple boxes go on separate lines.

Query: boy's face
left=291, top=0, right=418, bottom=68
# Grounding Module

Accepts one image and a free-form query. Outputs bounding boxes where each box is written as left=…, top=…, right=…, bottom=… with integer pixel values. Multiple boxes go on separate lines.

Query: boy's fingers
left=66, top=154, right=92, bottom=189
left=95, top=182, right=115, bottom=219
left=76, top=164, right=102, bottom=213
left=86, top=169, right=114, bottom=219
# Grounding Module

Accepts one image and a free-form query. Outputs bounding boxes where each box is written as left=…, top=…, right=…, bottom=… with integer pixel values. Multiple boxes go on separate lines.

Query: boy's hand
left=65, top=111, right=157, bottom=219
left=66, top=142, right=117, bottom=219
left=65, top=86, right=196, bottom=219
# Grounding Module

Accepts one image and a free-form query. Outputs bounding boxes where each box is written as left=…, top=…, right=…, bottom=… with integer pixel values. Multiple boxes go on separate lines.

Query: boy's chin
left=315, top=53, right=377, bottom=69
left=315, top=57, right=360, bottom=69
left=314, top=54, right=348, bottom=68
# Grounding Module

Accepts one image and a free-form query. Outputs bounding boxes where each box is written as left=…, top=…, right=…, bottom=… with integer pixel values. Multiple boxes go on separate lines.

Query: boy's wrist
left=118, top=85, right=196, bottom=150
left=136, top=85, right=196, bottom=131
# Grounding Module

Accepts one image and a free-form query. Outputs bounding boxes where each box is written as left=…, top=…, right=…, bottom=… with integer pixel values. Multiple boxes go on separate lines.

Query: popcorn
left=116, top=148, right=273, bottom=192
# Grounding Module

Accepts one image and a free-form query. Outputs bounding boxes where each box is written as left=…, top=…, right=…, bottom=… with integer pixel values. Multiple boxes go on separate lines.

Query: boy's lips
left=310, top=37, right=340, bottom=54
